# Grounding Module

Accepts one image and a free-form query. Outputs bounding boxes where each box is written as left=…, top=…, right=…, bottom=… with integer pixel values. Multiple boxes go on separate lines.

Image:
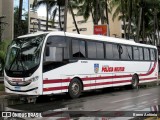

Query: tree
left=76, top=0, right=111, bottom=25
left=0, top=40, right=11, bottom=76
left=14, top=7, right=28, bottom=38
left=33, top=0, right=57, bottom=31
left=68, top=0, right=80, bottom=34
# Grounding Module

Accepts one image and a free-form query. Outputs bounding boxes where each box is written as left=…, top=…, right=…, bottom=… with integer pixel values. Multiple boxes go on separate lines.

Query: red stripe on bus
left=140, top=77, right=157, bottom=81
left=84, top=80, right=131, bottom=87
left=43, top=76, right=157, bottom=92
left=139, top=62, right=157, bottom=76
left=43, top=79, right=70, bottom=84
left=43, top=86, right=68, bottom=92
left=43, top=62, right=157, bottom=85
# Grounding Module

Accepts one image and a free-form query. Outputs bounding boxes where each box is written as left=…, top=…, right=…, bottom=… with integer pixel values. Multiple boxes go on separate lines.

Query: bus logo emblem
left=94, top=64, right=99, bottom=73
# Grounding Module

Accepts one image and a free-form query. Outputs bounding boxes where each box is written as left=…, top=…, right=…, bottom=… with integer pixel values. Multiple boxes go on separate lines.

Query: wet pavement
left=0, top=85, right=160, bottom=120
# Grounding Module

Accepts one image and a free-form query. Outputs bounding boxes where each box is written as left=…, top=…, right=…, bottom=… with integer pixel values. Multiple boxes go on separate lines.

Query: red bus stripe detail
left=82, top=75, right=132, bottom=81
left=43, top=79, right=70, bottom=84
left=43, top=86, right=68, bottom=92
left=43, top=62, right=157, bottom=85
left=139, top=62, right=157, bottom=76
left=84, top=80, right=131, bottom=87
left=140, top=77, right=157, bottom=81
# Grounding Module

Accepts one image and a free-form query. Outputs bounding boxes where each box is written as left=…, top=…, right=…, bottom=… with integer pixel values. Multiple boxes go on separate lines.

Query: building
left=0, top=0, right=14, bottom=41
left=66, top=9, right=122, bottom=38
left=29, top=0, right=57, bottom=33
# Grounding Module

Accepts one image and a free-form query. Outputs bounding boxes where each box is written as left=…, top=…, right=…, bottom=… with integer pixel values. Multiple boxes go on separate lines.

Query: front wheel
left=132, top=75, right=139, bottom=89
left=68, top=78, right=82, bottom=99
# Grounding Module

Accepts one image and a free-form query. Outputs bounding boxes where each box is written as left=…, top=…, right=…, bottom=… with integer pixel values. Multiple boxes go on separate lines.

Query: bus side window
left=133, top=47, right=140, bottom=60
left=87, top=41, right=96, bottom=59
left=105, top=43, right=113, bottom=59
left=139, top=47, right=144, bottom=60
left=96, top=42, right=104, bottom=59
left=113, top=44, right=120, bottom=60
left=144, top=48, right=150, bottom=61
left=150, top=49, right=156, bottom=61
left=72, top=39, right=86, bottom=58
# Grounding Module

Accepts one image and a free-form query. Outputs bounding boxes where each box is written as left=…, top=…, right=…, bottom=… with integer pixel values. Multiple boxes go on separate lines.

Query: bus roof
left=64, top=32, right=157, bottom=49
left=18, top=31, right=156, bottom=49
left=18, top=31, right=49, bottom=38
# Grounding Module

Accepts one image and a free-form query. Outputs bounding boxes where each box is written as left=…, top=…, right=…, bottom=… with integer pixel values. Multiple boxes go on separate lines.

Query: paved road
left=1, top=85, right=160, bottom=119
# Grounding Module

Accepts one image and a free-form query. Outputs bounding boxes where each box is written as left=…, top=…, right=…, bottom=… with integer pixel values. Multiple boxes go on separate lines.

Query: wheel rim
left=132, top=77, right=137, bottom=87
left=71, top=82, right=79, bottom=95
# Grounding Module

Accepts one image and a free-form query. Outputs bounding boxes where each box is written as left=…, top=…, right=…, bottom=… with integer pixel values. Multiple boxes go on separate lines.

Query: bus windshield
left=5, top=34, right=47, bottom=77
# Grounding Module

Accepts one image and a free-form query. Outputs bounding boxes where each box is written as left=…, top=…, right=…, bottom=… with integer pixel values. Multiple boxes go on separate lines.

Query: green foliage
left=0, top=40, right=11, bottom=75
left=74, top=0, right=111, bottom=25
left=14, top=7, right=28, bottom=38
left=110, top=0, right=160, bottom=43
left=0, top=84, right=4, bottom=91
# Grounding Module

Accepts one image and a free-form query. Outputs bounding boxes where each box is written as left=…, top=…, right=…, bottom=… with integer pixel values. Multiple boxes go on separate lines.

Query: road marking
left=111, top=93, right=152, bottom=103
left=115, top=105, right=136, bottom=110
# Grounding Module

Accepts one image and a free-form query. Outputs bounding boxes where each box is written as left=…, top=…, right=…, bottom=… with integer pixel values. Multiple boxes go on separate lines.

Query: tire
left=132, top=75, right=139, bottom=89
left=68, top=78, right=82, bottom=98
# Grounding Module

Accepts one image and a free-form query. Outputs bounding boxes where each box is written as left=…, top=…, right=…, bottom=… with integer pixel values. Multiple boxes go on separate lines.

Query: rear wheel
left=132, top=75, right=139, bottom=89
left=68, top=78, right=82, bottom=98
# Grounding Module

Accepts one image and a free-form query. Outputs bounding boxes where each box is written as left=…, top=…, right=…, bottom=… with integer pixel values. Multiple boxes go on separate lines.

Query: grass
left=0, top=83, right=4, bottom=91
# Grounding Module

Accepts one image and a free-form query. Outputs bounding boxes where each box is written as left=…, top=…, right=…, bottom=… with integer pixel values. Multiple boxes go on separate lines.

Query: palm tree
left=76, top=0, right=111, bottom=25
left=68, top=0, right=80, bottom=34
left=33, top=0, right=57, bottom=31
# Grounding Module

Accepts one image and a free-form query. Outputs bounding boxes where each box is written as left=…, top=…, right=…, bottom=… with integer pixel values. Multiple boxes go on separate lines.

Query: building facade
left=0, top=0, right=14, bottom=41
left=29, top=0, right=57, bottom=33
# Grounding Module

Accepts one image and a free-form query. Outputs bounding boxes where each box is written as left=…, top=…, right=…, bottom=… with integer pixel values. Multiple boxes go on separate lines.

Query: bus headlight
left=28, top=76, right=39, bottom=83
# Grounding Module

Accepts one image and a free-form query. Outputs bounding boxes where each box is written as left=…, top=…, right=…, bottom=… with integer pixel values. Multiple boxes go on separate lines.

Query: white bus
left=4, top=31, right=158, bottom=98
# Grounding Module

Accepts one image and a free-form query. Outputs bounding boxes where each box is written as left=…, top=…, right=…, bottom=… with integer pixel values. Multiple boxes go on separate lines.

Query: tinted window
left=80, top=41, right=86, bottom=58
left=133, top=47, right=140, bottom=60
left=47, top=36, right=66, bottom=47
left=72, top=40, right=79, bottom=57
left=72, top=40, right=86, bottom=58
left=139, top=47, right=143, bottom=60
left=105, top=43, right=113, bottom=59
left=87, top=41, right=96, bottom=58
left=144, top=48, right=150, bottom=60
left=120, top=45, right=128, bottom=60
left=150, top=49, right=156, bottom=61
left=126, top=46, right=132, bottom=60
left=96, top=42, right=104, bottom=59
left=113, top=44, right=120, bottom=59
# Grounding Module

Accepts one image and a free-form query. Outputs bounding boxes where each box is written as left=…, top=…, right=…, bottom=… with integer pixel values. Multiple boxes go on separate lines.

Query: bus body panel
left=42, top=60, right=158, bottom=95
left=4, top=31, right=159, bottom=96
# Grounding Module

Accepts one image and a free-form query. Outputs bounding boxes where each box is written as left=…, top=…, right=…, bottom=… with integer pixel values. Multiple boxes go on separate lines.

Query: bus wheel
left=132, top=75, right=139, bottom=89
left=68, top=78, right=82, bottom=98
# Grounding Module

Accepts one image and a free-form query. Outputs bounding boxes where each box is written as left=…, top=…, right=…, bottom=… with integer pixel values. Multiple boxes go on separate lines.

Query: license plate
left=15, top=86, right=21, bottom=91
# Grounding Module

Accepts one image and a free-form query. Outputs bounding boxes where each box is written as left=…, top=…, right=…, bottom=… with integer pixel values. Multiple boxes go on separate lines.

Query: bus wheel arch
left=68, top=77, right=83, bottom=98
left=132, top=74, right=139, bottom=89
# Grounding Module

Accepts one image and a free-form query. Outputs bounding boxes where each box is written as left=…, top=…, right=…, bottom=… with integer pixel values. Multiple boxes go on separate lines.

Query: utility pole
left=0, top=16, right=7, bottom=42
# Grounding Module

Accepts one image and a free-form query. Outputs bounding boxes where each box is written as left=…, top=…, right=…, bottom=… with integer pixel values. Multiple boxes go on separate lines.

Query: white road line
left=111, top=93, right=152, bottom=103
left=115, top=105, right=136, bottom=111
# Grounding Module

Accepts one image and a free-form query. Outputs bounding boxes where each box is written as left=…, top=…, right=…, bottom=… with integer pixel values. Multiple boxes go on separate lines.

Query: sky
left=14, top=0, right=57, bottom=19
left=14, top=0, right=29, bottom=20
left=14, top=0, right=46, bottom=17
